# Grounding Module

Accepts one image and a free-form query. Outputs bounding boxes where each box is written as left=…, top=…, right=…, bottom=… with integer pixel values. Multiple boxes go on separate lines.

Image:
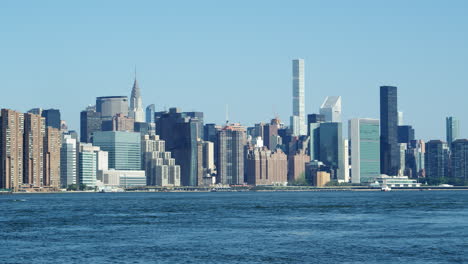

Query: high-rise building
left=43, top=127, right=61, bottom=188
left=398, top=111, right=404, bottom=126
left=380, top=86, right=400, bottom=176
left=156, top=108, right=201, bottom=186
left=80, top=105, right=102, bottom=143
left=216, top=125, right=247, bottom=185
left=142, top=134, right=181, bottom=186
left=185, top=112, right=204, bottom=139
left=319, top=96, right=342, bottom=122
left=398, top=125, right=415, bottom=145
left=405, top=140, right=425, bottom=178
left=446, top=116, right=460, bottom=147
left=101, top=113, right=135, bottom=132
left=23, top=113, right=45, bottom=187
left=0, top=109, right=24, bottom=191
left=349, top=118, right=381, bottom=183
left=451, top=139, right=468, bottom=181
left=307, top=114, right=325, bottom=160
left=263, top=118, right=281, bottom=151
left=60, top=134, right=77, bottom=188
left=425, top=140, right=449, bottom=178
left=96, top=96, right=129, bottom=118
left=287, top=152, right=310, bottom=183
left=290, top=59, right=306, bottom=136
left=129, top=77, right=144, bottom=123
left=78, top=143, right=98, bottom=187
left=92, top=131, right=141, bottom=171
left=41, top=109, right=61, bottom=130
left=146, top=104, right=155, bottom=124
left=319, top=122, right=344, bottom=181
left=343, top=139, right=350, bottom=183
left=246, top=148, right=287, bottom=185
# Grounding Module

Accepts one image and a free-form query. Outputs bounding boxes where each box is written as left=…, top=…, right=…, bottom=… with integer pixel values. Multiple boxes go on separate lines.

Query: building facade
left=246, top=148, right=287, bottom=185
left=291, top=59, right=306, bottom=136
left=349, top=118, right=381, bottom=183
left=0, top=109, right=24, bottom=191
left=380, top=86, right=400, bottom=176
left=446, top=116, right=460, bottom=147
left=319, top=96, right=342, bottom=122
left=451, top=139, right=468, bottom=181
left=92, top=131, right=141, bottom=171
left=425, top=140, right=449, bottom=178
left=216, top=125, right=246, bottom=185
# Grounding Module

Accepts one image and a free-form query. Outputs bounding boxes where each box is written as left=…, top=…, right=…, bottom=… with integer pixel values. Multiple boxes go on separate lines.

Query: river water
left=1, top=191, right=467, bottom=263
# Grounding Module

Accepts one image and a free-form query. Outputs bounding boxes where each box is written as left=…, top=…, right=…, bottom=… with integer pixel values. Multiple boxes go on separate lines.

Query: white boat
left=381, top=186, right=391, bottom=192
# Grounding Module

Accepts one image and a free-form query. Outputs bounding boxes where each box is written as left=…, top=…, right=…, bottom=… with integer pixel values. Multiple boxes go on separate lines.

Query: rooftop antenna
left=225, top=104, right=229, bottom=125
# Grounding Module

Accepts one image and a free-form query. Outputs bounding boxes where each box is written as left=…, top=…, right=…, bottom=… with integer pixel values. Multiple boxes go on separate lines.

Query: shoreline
left=5, top=186, right=468, bottom=194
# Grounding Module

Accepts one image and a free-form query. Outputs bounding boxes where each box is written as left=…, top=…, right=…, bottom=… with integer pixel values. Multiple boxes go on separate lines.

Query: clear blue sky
left=1, top=0, right=467, bottom=140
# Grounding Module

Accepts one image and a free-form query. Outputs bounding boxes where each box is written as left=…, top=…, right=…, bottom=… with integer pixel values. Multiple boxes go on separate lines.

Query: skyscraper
left=41, top=109, right=61, bottom=130
left=446, top=116, right=460, bottom=147
left=78, top=143, right=98, bottom=187
left=451, top=139, right=468, bottom=181
left=216, top=125, right=246, bottom=185
left=146, top=104, right=155, bottom=123
left=0, top=109, right=24, bottom=191
left=156, top=108, right=201, bottom=186
left=290, top=59, right=306, bottom=136
left=92, top=131, right=141, bottom=171
left=80, top=105, right=102, bottom=143
left=60, top=134, right=77, bottom=188
left=43, top=127, right=61, bottom=188
left=398, top=125, right=415, bottom=145
left=318, top=122, right=344, bottom=180
left=319, top=96, right=342, bottom=122
left=380, top=86, right=400, bottom=176
left=425, top=140, right=449, bottom=178
left=246, top=148, right=287, bottom=185
left=129, top=77, right=144, bottom=123
left=23, top=113, right=45, bottom=187
left=96, top=96, right=129, bottom=119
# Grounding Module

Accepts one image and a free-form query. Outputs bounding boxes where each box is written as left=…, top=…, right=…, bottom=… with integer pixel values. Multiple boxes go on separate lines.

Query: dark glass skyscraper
left=156, top=108, right=201, bottom=186
left=398, top=125, right=415, bottom=145
left=41, top=109, right=61, bottom=130
left=380, top=86, right=400, bottom=175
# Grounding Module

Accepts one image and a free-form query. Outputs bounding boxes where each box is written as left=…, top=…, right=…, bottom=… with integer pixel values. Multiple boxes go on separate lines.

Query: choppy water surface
left=1, top=191, right=467, bottom=263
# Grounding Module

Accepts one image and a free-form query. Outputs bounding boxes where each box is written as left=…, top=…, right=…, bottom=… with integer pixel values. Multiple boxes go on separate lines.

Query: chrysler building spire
left=129, top=70, right=144, bottom=122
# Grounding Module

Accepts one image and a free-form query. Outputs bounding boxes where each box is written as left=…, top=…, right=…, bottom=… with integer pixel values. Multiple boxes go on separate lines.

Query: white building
left=290, top=59, right=306, bottom=136
left=98, top=169, right=146, bottom=187
left=60, top=135, right=77, bottom=188
left=320, top=96, right=342, bottom=122
left=370, top=175, right=421, bottom=188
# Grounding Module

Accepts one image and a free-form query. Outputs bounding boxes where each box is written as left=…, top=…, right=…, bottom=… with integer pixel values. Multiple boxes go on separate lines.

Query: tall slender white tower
left=290, top=59, right=306, bottom=136
left=129, top=74, right=144, bottom=122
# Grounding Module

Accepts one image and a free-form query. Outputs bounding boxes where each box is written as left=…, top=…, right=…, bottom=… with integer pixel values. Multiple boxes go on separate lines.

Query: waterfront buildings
left=425, top=140, right=449, bottom=178
left=216, top=124, right=246, bottom=185
left=305, top=160, right=331, bottom=187
left=92, top=131, right=141, bottom=171
left=290, top=59, right=306, bottom=136
left=370, top=175, right=421, bottom=188
left=446, top=116, right=460, bottom=147
left=451, top=139, right=468, bottom=181
left=349, top=118, right=380, bottom=183
left=319, top=96, right=342, bottom=122
left=404, top=140, right=425, bottom=178
left=245, top=148, right=288, bottom=185
left=380, top=86, right=400, bottom=176
left=98, top=169, right=146, bottom=187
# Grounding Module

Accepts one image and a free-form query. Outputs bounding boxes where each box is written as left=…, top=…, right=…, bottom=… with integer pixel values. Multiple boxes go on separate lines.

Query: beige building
left=23, top=113, right=45, bottom=187
left=0, top=109, right=24, bottom=191
left=246, top=148, right=288, bottom=185
left=44, top=127, right=61, bottom=188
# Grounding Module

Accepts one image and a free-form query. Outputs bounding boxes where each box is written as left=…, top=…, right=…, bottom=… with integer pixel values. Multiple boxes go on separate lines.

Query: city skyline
left=1, top=1, right=468, bottom=140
